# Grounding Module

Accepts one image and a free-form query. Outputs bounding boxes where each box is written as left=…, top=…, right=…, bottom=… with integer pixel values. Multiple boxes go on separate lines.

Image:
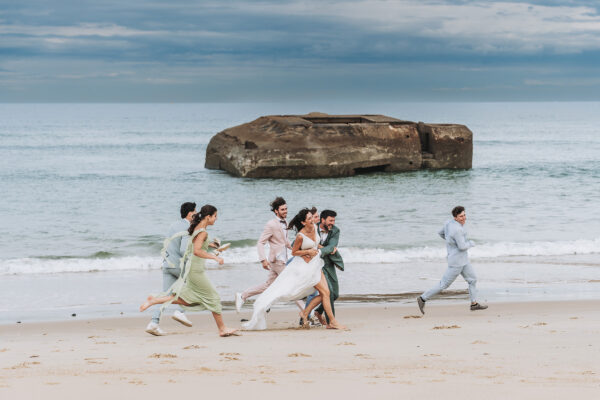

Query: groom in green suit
left=314, top=209, right=344, bottom=325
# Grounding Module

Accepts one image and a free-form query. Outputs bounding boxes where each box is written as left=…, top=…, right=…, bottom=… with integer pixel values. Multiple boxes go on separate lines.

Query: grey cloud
left=1, top=0, right=600, bottom=101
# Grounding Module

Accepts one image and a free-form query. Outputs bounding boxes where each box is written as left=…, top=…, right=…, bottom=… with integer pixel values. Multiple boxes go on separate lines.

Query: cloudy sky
left=1, top=0, right=600, bottom=101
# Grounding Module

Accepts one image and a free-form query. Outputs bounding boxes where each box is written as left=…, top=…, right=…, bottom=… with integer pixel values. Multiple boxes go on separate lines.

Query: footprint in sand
left=183, top=345, right=206, bottom=350
left=148, top=353, right=177, bottom=359
left=128, top=379, right=145, bottom=385
left=336, top=342, right=356, bottom=346
left=432, top=325, right=460, bottom=330
left=7, top=361, right=41, bottom=370
left=403, top=315, right=422, bottom=319
left=220, top=352, right=241, bottom=361
left=354, top=353, right=373, bottom=359
left=471, top=340, right=488, bottom=344
left=0, top=349, right=8, bottom=353
left=533, top=322, right=547, bottom=326
left=288, top=353, right=311, bottom=357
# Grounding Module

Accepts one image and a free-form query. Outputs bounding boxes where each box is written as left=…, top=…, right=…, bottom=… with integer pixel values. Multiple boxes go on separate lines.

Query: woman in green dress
left=140, top=205, right=238, bottom=337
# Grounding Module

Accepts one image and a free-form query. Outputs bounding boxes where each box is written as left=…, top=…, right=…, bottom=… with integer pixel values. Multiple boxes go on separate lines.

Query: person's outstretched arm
left=193, top=231, right=223, bottom=264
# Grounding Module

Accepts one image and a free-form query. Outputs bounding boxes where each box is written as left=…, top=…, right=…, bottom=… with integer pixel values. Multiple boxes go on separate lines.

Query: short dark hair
left=452, top=206, right=465, bottom=217
left=180, top=202, right=197, bottom=219
left=310, top=206, right=317, bottom=215
left=270, top=197, right=286, bottom=212
left=320, top=209, right=337, bottom=221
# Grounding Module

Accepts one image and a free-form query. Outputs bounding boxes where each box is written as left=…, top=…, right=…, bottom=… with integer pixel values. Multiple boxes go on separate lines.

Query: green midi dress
left=165, top=228, right=222, bottom=314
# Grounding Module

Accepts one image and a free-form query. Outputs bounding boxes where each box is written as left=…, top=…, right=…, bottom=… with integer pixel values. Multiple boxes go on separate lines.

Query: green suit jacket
left=319, top=225, right=344, bottom=272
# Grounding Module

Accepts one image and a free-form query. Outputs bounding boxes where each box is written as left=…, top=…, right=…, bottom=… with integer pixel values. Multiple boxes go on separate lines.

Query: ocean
left=1, top=102, right=599, bottom=323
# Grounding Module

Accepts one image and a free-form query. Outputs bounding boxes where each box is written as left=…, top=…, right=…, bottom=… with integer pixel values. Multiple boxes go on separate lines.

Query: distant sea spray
left=2, top=237, right=598, bottom=276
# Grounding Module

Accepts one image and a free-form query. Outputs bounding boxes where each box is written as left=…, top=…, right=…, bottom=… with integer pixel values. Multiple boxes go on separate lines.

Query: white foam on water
left=2, top=237, right=598, bottom=275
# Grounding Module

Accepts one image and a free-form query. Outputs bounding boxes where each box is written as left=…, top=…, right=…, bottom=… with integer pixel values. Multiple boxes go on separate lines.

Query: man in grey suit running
left=417, top=206, right=488, bottom=314
left=145, top=202, right=196, bottom=336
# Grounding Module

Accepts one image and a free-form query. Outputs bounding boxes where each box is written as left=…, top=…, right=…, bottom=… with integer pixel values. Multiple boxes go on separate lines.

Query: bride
left=242, top=208, right=345, bottom=330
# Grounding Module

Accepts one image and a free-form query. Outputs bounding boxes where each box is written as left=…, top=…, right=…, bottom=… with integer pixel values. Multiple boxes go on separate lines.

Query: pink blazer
left=257, top=218, right=292, bottom=263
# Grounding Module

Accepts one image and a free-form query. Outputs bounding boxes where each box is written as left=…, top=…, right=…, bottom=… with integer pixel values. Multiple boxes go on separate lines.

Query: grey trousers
left=151, top=267, right=185, bottom=323
left=421, top=263, right=478, bottom=303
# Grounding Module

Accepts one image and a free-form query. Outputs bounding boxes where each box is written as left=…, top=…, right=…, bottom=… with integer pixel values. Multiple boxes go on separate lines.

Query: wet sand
left=1, top=300, right=599, bottom=399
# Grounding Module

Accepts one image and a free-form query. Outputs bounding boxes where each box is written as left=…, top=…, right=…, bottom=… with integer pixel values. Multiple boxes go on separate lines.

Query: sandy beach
left=1, top=300, right=599, bottom=399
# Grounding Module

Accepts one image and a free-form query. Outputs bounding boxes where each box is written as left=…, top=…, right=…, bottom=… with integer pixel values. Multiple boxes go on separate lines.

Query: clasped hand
left=301, top=248, right=318, bottom=263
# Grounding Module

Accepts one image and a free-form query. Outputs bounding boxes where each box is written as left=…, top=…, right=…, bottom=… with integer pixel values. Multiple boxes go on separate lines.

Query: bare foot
left=219, top=327, right=239, bottom=337
left=298, top=312, right=309, bottom=327
left=326, top=320, right=347, bottom=330
left=139, top=296, right=154, bottom=312
left=314, top=311, right=327, bottom=326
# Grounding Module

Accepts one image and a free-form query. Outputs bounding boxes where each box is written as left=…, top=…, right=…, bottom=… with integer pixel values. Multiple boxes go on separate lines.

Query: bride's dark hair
left=288, top=208, right=311, bottom=232
left=188, top=204, right=217, bottom=235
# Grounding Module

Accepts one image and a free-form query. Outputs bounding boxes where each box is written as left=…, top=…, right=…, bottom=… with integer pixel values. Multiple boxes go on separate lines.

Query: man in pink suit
left=236, top=196, right=301, bottom=312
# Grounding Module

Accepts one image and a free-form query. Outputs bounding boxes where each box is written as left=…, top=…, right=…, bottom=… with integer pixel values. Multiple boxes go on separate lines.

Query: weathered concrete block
left=205, top=113, right=472, bottom=178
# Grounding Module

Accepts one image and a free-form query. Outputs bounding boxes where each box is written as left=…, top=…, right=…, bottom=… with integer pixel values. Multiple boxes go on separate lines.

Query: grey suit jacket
left=162, top=218, right=190, bottom=270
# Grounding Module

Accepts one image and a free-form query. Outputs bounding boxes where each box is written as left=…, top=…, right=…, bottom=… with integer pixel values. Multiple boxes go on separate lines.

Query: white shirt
left=276, top=219, right=288, bottom=262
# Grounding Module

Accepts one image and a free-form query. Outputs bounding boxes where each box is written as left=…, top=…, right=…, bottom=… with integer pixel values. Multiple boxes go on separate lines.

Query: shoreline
left=3, top=253, right=600, bottom=324
left=2, top=300, right=599, bottom=398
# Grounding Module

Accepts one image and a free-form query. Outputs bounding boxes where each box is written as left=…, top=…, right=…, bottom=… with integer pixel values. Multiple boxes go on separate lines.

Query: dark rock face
left=205, top=113, right=472, bottom=178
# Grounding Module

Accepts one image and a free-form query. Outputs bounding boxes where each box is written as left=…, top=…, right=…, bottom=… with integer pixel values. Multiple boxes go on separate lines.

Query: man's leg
left=461, top=263, right=478, bottom=303
left=421, top=265, right=462, bottom=301
left=241, top=261, right=285, bottom=301
left=150, top=267, right=180, bottom=324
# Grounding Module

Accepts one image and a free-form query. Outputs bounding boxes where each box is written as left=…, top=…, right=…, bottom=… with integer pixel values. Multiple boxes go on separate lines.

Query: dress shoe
left=470, top=303, right=488, bottom=311
left=417, top=296, right=426, bottom=315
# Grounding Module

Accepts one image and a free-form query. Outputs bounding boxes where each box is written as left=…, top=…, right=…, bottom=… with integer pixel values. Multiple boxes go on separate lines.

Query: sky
left=1, top=0, right=600, bottom=102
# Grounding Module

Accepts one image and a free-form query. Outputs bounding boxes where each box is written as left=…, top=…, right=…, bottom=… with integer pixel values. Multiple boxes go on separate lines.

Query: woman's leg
left=140, top=294, right=191, bottom=312
left=303, top=273, right=345, bottom=329
left=212, top=312, right=238, bottom=337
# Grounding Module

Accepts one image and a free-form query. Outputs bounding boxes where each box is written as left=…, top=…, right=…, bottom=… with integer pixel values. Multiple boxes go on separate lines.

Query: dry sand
left=1, top=300, right=599, bottom=399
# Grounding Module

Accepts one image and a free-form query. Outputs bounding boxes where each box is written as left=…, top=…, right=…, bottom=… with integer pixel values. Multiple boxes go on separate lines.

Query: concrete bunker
left=205, top=113, right=472, bottom=178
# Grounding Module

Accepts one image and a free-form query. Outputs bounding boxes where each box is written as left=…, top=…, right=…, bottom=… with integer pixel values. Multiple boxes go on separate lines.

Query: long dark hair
left=288, top=208, right=311, bottom=232
left=188, top=204, right=217, bottom=235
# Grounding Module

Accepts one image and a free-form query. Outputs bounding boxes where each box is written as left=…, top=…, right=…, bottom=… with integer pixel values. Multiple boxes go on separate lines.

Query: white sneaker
left=235, top=292, right=244, bottom=313
left=145, top=321, right=166, bottom=336
left=172, top=310, right=192, bottom=327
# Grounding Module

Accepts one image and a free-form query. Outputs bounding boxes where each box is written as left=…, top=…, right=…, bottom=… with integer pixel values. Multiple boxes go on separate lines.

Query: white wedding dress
left=242, top=232, right=324, bottom=330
